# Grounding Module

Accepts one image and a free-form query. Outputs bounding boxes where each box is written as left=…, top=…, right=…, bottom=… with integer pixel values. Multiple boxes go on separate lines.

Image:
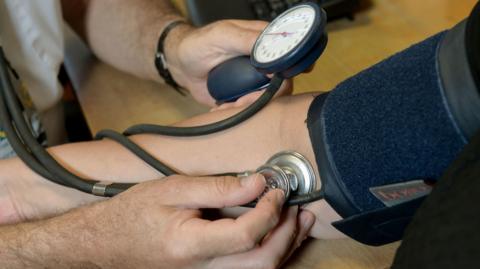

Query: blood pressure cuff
left=307, top=93, right=436, bottom=246
left=305, top=3, right=480, bottom=246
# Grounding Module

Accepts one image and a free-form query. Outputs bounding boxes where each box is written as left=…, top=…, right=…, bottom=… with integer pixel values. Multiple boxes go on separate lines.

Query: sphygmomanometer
left=0, top=4, right=328, bottom=206
left=1, top=2, right=479, bottom=246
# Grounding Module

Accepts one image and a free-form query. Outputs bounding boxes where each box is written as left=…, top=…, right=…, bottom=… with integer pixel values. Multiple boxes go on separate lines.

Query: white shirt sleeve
left=0, top=0, right=64, bottom=112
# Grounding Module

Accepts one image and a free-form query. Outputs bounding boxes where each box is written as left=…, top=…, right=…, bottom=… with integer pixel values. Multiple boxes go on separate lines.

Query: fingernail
left=275, top=189, right=286, bottom=204
left=240, top=174, right=264, bottom=187
left=299, top=211, right=315, bottom=232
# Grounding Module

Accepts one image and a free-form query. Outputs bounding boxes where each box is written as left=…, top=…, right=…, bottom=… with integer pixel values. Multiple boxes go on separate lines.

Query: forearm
left=49, top=95, right=312, bottom=180
left=0, top=203, right=103, bottom=268
left=2, top=93, right=344, bottom=238
left=2, top=94, right=302, bottom=221
left=62, top=0, right=189, bottom=81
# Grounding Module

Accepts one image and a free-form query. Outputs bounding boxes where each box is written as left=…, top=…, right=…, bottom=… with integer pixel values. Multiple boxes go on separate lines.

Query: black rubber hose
left=103, top=182, right=136, bottom=197
left=0, top=101, right=69, bottom=187
left=287, top=190, right=325, bottom=205
left=123, top=75, right=284, bottom=137
left=0, top=48, right=99, bottom=194
left=0, top=48, right=71, bottom=185
left=95, top=129, right=177, bottom=176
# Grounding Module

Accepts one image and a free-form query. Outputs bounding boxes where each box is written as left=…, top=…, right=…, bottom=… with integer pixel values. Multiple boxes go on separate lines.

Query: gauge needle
left=264, top=31, right=296, bottom=37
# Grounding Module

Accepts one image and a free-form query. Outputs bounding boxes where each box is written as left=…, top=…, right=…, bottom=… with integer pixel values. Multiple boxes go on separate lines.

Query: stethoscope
left=0, top=3, right=328, bottom=206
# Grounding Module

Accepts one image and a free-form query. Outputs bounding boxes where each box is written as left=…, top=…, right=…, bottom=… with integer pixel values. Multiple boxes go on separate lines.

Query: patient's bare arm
left=0, top=93, right=344, bottom=238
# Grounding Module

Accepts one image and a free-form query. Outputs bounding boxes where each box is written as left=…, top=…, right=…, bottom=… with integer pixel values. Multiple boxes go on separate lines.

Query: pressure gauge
left=251, top=3, right=327, bottom=77
left=207, top=3, right=327, bottom=102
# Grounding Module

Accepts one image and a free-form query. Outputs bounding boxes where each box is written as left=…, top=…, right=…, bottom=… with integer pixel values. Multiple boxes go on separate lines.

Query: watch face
left=253, top=5, right=317, bottom=64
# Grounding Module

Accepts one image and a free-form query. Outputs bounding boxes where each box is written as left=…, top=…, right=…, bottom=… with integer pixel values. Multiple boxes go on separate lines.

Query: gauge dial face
left=253, top=5, right=317, bottom=64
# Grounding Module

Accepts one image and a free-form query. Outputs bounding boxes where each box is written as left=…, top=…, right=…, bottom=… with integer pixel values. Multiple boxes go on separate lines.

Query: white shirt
left=0, top=0, right=65, bottom=146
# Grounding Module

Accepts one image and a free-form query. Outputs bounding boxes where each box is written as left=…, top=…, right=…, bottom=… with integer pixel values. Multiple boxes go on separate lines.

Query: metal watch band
left=155, top=20, right=187, bottom=94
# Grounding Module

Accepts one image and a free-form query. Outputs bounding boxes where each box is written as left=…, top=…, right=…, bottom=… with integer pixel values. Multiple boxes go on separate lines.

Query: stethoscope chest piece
left=257, top=151, right=317, bottom=199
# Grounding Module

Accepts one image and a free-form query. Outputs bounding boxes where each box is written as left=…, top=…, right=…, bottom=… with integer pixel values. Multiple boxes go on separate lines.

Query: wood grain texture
left=64, top=0, right=477, bottom=268
left=293, top=0, right=477, bottom=94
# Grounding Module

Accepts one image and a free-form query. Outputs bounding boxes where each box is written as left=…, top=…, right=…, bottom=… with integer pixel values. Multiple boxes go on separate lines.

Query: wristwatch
left=154, top=20, right=187, bottom=94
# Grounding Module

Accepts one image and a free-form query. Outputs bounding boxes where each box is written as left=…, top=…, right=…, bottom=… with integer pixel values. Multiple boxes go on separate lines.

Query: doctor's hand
left=71, top=174, right=314, bottom=269
left=164, top=20, right=293, bottom=106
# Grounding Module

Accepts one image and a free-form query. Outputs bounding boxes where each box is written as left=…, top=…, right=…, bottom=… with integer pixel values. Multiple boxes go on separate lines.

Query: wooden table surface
left=64, top=0, right=477, bottom=268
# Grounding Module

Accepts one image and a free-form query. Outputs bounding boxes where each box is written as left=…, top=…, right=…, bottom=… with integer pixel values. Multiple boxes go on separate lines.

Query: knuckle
left=159, top=177, right=182, bottom=197
left=212, top=176, right=236, bottom=196
left=162, top=221, right=199, bottom=263
left=164, top=239, right=190, bottom=263
left=262, top=207, right=280, bottom=228
left=161, top=175, right=179, bottom=188
left=215, top=20, right=233, bottom=29
left=210, top=21, right=229, bottom=33
left=163, top=175, right=189, bottom=190
left=291, top=227, right=299, bottom=242
left=212, top=21, right=238, bottom=36
left=294, top=239, right=302, bottom=249
left=237, top=228, right=258, bottom=251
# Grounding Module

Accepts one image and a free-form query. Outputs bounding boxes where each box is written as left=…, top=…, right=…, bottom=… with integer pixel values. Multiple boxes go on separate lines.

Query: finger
left=236, top=79, right=292, bottom=103
left=207, top=206, right=299, bottom=269
left=182, top=189, right=285, bottom=258
left=215, top=22, right=266, bottom=55
left=303, top=201, right=346, bottom=239
left=265, top=75, right=293, bottom=95
left=211, top=78, right=293, bottom=112
left=210, top=101, right=241, bottom=112
left=280, top=209, right=315, bottom=267
left=209, top=91, right=267, bottom=113
left=276, top=79, right=293, bottom=96
left=295, top=210, right=316, bottom=248
left=159, top=174, right=266, bottom=208
left=232, top=91, right=264, bottom=108
left=257, top=206, right=299, bottom=267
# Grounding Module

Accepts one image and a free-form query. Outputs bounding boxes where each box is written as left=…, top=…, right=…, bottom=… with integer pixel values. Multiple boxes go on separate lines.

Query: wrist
left=142, top=16, right=188, bottom=82
left=162, top=22, right=195, bottom=89
left=0, top=188, right=23, bottom=225
left=0, top=196, right=23, bottom=223
left=42, top=202, right=112, bottom=268
left=0, top=160, right=28, bottom=224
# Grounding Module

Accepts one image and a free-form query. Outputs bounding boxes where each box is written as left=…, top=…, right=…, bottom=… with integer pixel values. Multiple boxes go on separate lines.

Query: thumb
left=159, top=174, right=266, bottom=208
